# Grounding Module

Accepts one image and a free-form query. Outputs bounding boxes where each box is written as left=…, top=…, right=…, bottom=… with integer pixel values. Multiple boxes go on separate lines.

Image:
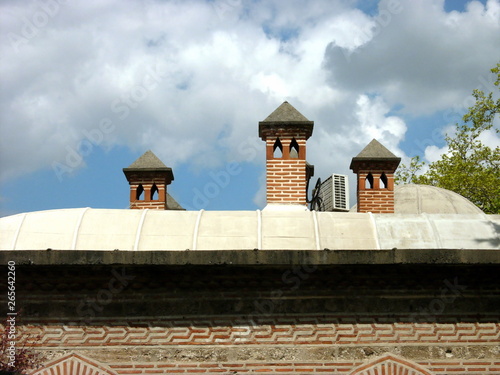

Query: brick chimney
left=123, top=150, right=174, bottom=210
left=259, top=101, right=314, bottom=208
left=350, top=139, right=401, bottom=213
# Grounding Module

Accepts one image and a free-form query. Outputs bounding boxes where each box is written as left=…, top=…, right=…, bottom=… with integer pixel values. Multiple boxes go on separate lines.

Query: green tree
left=397, top=63, right=500, bottom=214
left=395, top=155, right=425, bottom=185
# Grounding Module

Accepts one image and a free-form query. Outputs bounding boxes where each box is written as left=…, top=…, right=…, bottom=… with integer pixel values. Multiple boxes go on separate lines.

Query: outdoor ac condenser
left=319, top=174, right=349, bottom=212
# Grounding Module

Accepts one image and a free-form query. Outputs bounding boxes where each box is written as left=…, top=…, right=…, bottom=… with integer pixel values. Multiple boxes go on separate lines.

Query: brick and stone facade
left=2, top=258, right=499, bottom=374
left=259, top=102, right=314, bottom=207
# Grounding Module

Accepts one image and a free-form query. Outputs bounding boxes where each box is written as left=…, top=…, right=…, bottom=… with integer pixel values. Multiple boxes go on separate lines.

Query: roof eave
left=123, top=167, right=174, bottom=180
left=258, top=121, right=314, bottom=139
left=349, top=157, right=402, bottom=171
left=2, top=249, right=499, bottom=266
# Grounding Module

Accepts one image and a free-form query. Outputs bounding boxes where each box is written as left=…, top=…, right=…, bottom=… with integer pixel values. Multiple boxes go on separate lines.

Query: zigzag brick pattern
left=21, top=321, right=500, bottom=347
left=8, top=264, right=499, bottom=374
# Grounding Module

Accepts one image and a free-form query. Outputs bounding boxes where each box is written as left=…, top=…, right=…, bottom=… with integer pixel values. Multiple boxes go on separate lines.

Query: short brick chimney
left=259, top=101, right=314, bottom=207
left=123, top=150, right=174, bottom=210
left=350, top=139, right=401, bottom=213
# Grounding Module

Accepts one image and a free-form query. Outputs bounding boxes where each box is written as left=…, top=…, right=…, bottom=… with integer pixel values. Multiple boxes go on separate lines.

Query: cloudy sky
left=0, top=0, right=499, bottom=215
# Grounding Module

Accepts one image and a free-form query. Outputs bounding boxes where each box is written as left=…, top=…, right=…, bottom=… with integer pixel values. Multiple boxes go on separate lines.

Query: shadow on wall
left=477, top=221, right=500, bottom=247
left=14, top=264, right=500, bottom=328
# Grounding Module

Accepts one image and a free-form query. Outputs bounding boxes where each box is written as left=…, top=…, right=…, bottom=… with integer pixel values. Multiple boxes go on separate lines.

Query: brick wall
left=26, top=346, right=500, bottom=374
left=2, top=264, right=499, bottom=374
left=355, top=168, right=396, bottom=214
left=266, top=159, right=307, bottom=204
left=128, top=183, right=167, bottom=209
left=126, top=172, right=170, bottom=210
left=264, top=136, right=308, bottom=205
left=357, top=169, right=395, bottom=213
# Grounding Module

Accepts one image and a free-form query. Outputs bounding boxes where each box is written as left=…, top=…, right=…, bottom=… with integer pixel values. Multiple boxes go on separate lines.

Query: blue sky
left=0, top=0, right=499, bottom=216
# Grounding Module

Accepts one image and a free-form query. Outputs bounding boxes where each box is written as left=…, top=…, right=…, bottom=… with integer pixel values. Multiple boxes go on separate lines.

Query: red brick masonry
left=20, top=320, right=500, bottom=374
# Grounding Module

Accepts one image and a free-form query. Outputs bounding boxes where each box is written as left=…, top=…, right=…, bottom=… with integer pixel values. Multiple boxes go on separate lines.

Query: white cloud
left=324, top=0, right=500, bottom=114
left=479, top=128, right=500, bottom=149
left=422, top=125, right=500, bottom=164
left=0, top=0, right=499, bottom=210
left=354, top=94, right=407, bottom=148
left=424, top=144, right=448, bottom=163
left=304, top=93, right=408, bottom=207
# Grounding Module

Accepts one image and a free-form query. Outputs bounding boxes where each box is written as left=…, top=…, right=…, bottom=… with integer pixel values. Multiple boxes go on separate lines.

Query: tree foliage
left=0, top=319, right=44, bottom=375
left=394, top=155, right=425, bottom=185
left=396, top=63, right=500, bottom=214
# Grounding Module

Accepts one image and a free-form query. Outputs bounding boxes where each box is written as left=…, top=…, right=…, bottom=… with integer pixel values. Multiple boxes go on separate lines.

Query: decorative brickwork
left=1, top=264, right=497, bottom=374
left=19, top=321, right=500, bottom=347
left=356, top=171, right=396, bottom=213
left=27, top=357, right=500, bottom=375
left=125, top=177, right=169, bottom=210
left=259, top=102, right=314, bottom=206
left=31, top=353, right=118, bottom=375
left=123, top=150, right=174, bottom=210
left=350, top=354, right=434, bottom=375
left=350, top=139, right=401, bottom=213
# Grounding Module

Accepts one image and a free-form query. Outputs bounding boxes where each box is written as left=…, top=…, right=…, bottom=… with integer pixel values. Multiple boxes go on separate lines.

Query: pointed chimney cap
left=123, top=150, right=173, bottom=179
left=126, top=150, right=168, bottom=169
left=262, top=101, right=311, bottom=122
left=259, top=101, right=314, bottom=139
left=350, top=139, right=401, bottom=171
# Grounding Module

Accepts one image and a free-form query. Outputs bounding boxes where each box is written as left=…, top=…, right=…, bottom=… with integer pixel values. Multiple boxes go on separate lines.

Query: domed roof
left=395, top=184, right=483, bottom=214
left=1, top=207, right=498, bottom=251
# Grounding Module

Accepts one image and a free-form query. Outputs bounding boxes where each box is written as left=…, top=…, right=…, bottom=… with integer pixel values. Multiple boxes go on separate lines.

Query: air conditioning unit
left=318, top=174, right=349, bottom=212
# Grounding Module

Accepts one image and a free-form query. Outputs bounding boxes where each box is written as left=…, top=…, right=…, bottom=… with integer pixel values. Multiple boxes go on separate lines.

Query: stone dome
left=394, top=184, right=483, bottom=214
left=1, top=207, right=498, bottom=251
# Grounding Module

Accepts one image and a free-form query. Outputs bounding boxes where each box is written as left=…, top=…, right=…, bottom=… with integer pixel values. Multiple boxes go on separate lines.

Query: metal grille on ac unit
left=318, top=174, right=349, bottom=212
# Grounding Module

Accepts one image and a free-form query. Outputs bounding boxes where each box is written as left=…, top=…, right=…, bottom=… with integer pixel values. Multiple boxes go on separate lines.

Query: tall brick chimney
left=259, top=101, right=314, bottom=208
left=123, top=150, right=174, bottom=210
left=350, top=139, right=401, bottom=213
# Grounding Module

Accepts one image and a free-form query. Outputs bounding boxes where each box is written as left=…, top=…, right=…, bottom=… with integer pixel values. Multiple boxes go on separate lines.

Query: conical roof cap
left=126, top=150, right=168, bottom=169
left=350, top=139, right=401, bottom=171
left=123, top=150, right=173, bottom=181
left=262, top=101, right=311, bottom=122
left=259, top=101, right=314, bottom=139
left=353, top=139, right=399, bottom=159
